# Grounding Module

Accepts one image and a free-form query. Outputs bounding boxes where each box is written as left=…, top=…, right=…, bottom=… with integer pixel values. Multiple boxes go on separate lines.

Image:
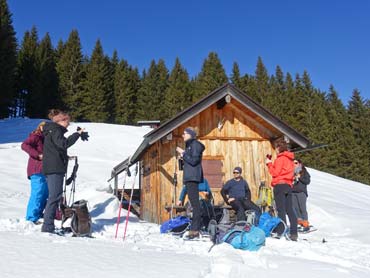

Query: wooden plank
left=199, top=136, right=269, bottom=141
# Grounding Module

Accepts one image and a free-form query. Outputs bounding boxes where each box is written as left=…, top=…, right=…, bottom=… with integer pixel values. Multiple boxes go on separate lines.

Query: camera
left=178, top=158, right=184, bottom=171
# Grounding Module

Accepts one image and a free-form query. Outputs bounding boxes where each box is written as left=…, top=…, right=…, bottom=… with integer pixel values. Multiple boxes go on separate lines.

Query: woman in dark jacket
left=21, top=121, right=48, bottom=223
left=292, top=159, right=311, bottom=229
left=176, top=127, right=205, bottom=239
left=41, top=110, right=84, bottom=233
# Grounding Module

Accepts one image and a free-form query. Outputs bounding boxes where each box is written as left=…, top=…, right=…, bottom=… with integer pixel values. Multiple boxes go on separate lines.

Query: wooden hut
left=113, top=83, right=311, bottom=224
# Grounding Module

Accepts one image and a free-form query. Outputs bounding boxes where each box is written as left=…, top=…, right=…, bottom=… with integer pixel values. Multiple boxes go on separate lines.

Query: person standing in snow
left=292, top=159, right=311, bottom=230
left=21, top=121, right=48, bottom=224
left=266, top=138, right=298, bottom=241
left=41, top=109, right=85, bottom=234
left=176, top=127, right=205, bottom=239
left=221, top=166, right=261, bottom=224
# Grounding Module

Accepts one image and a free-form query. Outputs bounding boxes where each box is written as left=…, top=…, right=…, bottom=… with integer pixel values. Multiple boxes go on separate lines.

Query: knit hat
left=184, top=127, right=196, bottom=139
left=233, top=166, right=242, bottom=174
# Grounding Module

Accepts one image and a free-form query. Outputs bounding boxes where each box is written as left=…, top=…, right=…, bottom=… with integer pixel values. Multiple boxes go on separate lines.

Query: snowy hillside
left=0, top=118, right=370, bottom=278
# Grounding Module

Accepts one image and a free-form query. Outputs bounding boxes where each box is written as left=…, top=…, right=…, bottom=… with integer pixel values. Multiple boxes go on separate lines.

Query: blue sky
left=8, top=0, right=370, bottom=104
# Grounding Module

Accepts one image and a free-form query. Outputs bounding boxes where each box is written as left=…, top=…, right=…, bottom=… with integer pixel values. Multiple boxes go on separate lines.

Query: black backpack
left=62, top=199, right=92, bottom=237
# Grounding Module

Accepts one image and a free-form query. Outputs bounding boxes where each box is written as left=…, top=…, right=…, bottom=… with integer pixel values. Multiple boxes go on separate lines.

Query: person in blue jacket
left=177, top=178, right=213, bottom=206
left=176, top=127, right=205, bottom=239
left=221, top=166, right=261, bottom=223
left=177, top=178, right=214, bottom=229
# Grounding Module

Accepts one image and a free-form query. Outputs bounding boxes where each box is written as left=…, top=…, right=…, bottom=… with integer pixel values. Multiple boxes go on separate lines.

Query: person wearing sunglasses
left=221, top=166, right=261, bottom=223
left=176, top=127, right=205, bottom=239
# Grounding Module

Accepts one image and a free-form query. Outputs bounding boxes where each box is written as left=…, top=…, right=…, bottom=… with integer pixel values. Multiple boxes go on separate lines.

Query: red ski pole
left=123, top=164, right=138, bottom=240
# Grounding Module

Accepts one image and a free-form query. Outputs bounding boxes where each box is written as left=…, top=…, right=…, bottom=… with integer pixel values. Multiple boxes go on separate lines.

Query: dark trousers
left=273, top=184, right=297, bottom=235
left=186, top=181, right=201, bottom=232
left=292, top=192, right=308, bottom=221
left=41, top=174, right=64, bottom=232
left=230, top=198, right=261, bottom=223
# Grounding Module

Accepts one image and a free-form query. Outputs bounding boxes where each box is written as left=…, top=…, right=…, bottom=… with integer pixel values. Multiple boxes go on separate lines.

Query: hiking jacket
left=21, top=131, right=44, bottom=178
left=179, top=178, right=213, bottom=202
left=221, top=177, right=252, bottom=204
left=182, top=138, right=205, bottom=183
left=42, top=122, right=80, bottom=175
left=267, top=151, right=295, bottom=187
left=292, top=168, right=311, bottom=196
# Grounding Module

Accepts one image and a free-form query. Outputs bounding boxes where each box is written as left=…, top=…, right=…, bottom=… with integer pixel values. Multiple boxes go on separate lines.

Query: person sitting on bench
left=221, top=167, right=261, bottom=224
left=177, top=178, right=214, bottom=229
left=177, top=178, right=213, bottom=206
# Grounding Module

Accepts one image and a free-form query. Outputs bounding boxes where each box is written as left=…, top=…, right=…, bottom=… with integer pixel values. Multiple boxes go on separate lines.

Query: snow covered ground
left=1, top=118, right=370, bottom=278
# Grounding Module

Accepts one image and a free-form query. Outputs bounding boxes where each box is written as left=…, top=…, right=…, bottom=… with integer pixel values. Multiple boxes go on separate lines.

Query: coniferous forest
left=1, top=0, right=369, bottom=184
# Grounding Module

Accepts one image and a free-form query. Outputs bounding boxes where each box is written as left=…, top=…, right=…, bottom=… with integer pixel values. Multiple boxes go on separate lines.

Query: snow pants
left=186, top=181, right=202, bottom=232
left=273, top=184, right=297, bottom=235
left=292, top=192, right=308, bottom=221
left=26, top=173, right=48, bottom=222
left=41, top=174, right=64, bottom=233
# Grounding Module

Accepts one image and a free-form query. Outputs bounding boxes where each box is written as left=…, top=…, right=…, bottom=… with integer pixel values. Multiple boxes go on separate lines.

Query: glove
left=80, top=131, right=89, bottom=141
left=77, top=127, right=89, bottom=141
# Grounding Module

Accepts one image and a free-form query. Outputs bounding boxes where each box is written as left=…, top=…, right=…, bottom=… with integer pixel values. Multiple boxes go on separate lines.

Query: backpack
left=221, top=221, right=265, bottom=251
left=256, top=181, right=273, bottom=212
left=257, top=212, right=286, bottom=237
left=208, top=220, right=265, bottom=251
left=62, top=199, right=92, bottom=237
left=160, top=216, right=191, bottom=235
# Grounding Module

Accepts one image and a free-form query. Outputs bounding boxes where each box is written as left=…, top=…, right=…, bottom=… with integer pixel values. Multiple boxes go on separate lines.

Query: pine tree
left=81, top=39, right=111, bottom=122
left=347, top=89, right=370, bottom=184
left=16, top=26, right=39, bottom=117
left=0, top=0, right=17, bottom=118
left=230, top=62, right=241, bottom=87
left=32, top=33, right=59, bottom=118
left=114, top=60, right=140, bottom=124
left=137, top=59, right=168, bottom=122
left=193, top=52, right=227, bottom=101
left=323, top=85, right=356, bottom=178
left=56, top=29, right=84, bottom=117
left=54, top=39, right=65, bottom=65
left=163, top=57, right=191, bottom=120
left=254, top=56, right=270, bottom=106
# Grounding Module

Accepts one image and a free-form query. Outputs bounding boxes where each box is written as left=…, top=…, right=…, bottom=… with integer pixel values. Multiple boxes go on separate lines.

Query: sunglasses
left=233, top=171, right=240, bottom=174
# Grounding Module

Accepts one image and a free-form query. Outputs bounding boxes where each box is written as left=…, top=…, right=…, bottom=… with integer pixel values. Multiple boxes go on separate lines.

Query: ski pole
left=114, top=169, right=129, bottom=239
left=123, top=164, right=138, bottom=240
left=171, top=150, right=178, bottom=220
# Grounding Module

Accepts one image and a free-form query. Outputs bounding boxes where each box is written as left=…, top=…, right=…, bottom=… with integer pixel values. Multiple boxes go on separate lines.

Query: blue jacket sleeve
left=178, top=185, right=187, bottom=202
left=204, top=179, right=213, bottom=200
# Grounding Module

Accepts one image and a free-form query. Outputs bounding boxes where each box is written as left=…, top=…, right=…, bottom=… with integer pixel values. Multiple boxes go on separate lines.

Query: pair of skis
left=114, top=163, right=138, bottom=240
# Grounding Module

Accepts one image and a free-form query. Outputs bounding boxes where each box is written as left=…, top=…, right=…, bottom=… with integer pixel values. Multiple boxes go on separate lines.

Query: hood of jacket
left=43, top=122, right=67, bottom=136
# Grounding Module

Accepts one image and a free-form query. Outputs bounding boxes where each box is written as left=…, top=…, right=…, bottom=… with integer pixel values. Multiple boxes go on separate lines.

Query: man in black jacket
left=221, top=167, right=261, bottom=223
left=176, top=127, right=205, bottom=239
left=41, top=110, right=84, bottom=233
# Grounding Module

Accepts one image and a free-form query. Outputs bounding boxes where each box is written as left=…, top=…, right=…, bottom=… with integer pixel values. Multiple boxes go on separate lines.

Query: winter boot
left=289, top=233, right=298, bottom=241
left=297, top=219, right=304, bottom=227
left=187, top=230, right=200, bottom=239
